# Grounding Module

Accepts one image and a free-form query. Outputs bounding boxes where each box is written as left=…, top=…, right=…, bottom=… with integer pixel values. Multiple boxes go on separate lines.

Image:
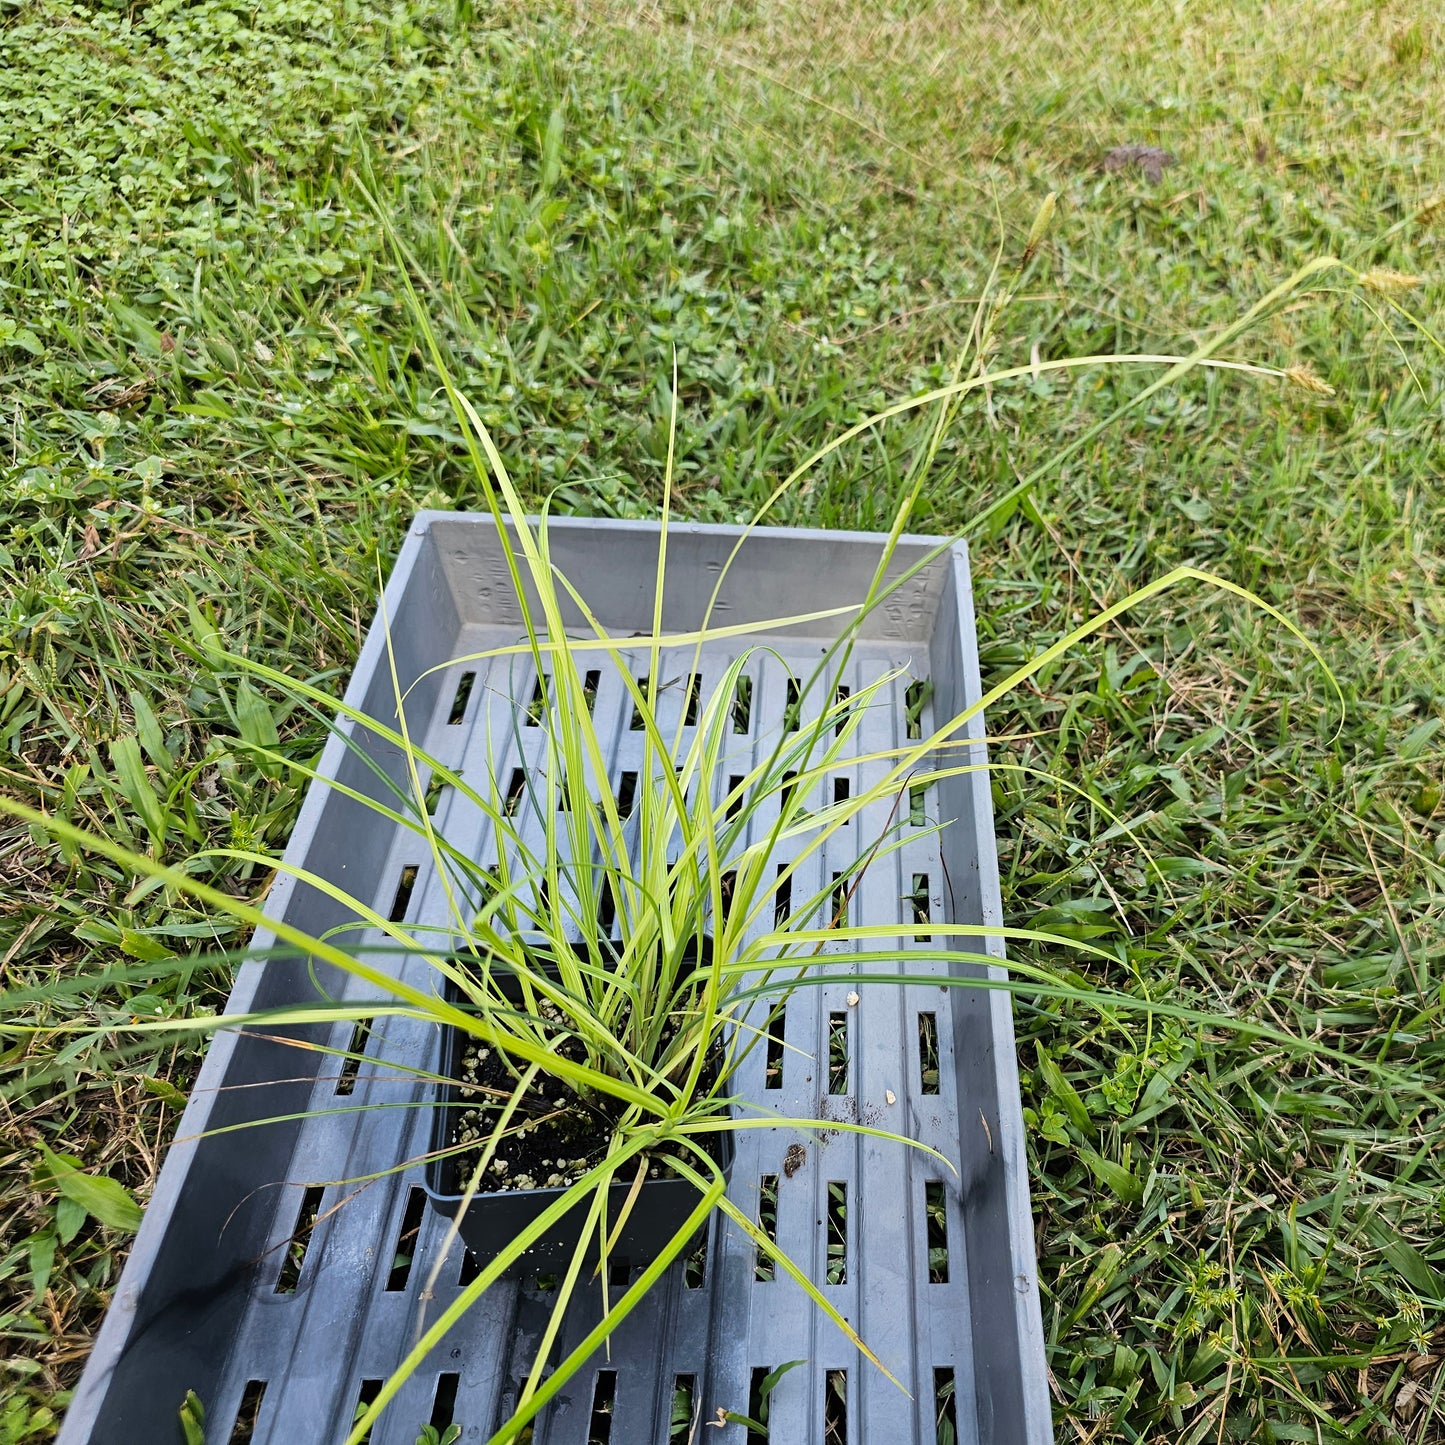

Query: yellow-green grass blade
left=712, top=1190, right=906, bottom=1393
left=345, top=1131, right=668, bottom=1445
left=732, top=963, right=1445, bottom=1108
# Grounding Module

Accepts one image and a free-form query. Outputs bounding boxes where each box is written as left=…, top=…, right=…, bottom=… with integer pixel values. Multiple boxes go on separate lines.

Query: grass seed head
left=1360, top=269, right=1424, bottom=295
left=1284, top=365, right=1335, bottom=397
left=1414, top=194, right=1445, bottom=227
left=1021, top=191, right=1057, bottom=266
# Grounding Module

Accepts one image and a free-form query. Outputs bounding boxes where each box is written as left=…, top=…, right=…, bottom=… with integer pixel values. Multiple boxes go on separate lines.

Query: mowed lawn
left=1, top=1, right=1442, bottom=1440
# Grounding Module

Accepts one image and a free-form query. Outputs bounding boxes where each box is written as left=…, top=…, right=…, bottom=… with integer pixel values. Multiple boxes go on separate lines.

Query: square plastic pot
left=424, top=965, right=734, bottom=1279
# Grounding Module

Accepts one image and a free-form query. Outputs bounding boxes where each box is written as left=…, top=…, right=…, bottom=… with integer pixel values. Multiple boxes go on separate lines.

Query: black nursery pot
left=422, top=953, right=732, bottom=1280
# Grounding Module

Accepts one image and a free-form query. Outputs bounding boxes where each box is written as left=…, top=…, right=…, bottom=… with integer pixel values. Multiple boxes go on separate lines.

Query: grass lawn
left=2, top=0, right=1443, bottom=1440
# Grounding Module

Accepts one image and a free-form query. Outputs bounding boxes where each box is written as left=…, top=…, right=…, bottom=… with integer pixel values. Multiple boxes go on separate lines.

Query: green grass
left=2, top=0, right=1442, bottom=1440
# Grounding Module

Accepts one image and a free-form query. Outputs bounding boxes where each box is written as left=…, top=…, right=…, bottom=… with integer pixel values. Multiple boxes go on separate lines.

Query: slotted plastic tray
left=59, top=514, right=1053, bottom=1445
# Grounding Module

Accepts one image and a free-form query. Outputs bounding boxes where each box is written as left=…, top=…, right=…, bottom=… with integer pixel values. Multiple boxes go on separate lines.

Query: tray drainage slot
left=670, top=1375, right=696, bottom=1442
left=765, top=1007, right=785, bottom=1090
left=582, top=668, right=600, bottom=714
left=335, top=1022, right=368, bottom=1096
left=909, top=782, right=927, bottom=825
left=685, top=1234, right=708, bottom=1289
left=774, top=868, right=791, bottom=925
left=754, top=1176, right=778, bottom=1281
left=833, top=684, right=850, bottom=735
left=351, top=1379, right=382, bottom=1444
left=904, top=679, right=930, bottom=739
left=526, top=674, right=549, bottom=726
left=780, top=770, right=799, bottom=816
left=731, top=675, right=753, bottom=733
left=227, top=1379, right=266, bottom=1443
left=827, top=1013, right=848, bottom=1096
left=933, top=1368, right=957, bottom=1443
left=751, top=1369, right=774, bottom=1439
left=826, top=1183, right=847, bottom=1284
left=429, top=1372, right=460, bottom=1435
left=388, top=865, right=419, bottom=923
left=385, top=1188, right=427, bottom=1292
left=726, top=773, right=745, bottom=820
left=587, top=1369, right=617, bottom=1443
left=457, top=1248, right=481, bottom=1287
left=504, top=767, right=526, bottom=816
left=424, top=772, right=447, bottom=815
left=829, top=873, right=848, bottom=928
left=683, top=672, right=701, bottom=726
left=274, top=1185, right=325, bottom=1294
left=617, top=770, right=637, bottom=817
left=446, top=671, right=475, bottom=725
left=925, top=1181, right=949, bottom=1283
left=833, top=776, right=849, bottom=816
left=918, top=1013, right=940, bottom=1095
left=783, top=677, right=802, bottom=732
left=908, top=874, right=932, bottom=942
left=825, top=1369, right=847, bottom=1443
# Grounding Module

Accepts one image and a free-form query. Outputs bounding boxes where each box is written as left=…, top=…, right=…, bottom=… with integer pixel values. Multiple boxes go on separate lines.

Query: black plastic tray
left=58, top=515, right=1053, bottom=1445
